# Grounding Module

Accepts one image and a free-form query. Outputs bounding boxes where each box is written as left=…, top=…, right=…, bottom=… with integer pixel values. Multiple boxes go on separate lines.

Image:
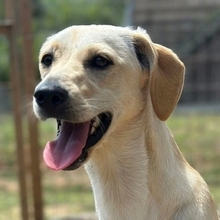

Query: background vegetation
left=0, top=113, right=220, bottom=219
left=0, top=0, right=125, bottom=82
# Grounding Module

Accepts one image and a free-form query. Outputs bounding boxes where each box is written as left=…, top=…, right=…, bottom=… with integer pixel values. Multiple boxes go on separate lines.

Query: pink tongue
left=43, top=121, right=90, bottom=170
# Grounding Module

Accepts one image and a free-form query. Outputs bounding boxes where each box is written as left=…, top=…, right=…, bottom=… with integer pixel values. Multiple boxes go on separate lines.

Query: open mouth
left=43, top=112, right=112, bottom=171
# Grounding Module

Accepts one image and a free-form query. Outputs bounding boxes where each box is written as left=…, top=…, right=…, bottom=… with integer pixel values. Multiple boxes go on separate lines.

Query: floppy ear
left=150, top=44, right=185, bottom=121
left=132, top=30, right=185, bottom=121
left=132, top=31, right=155, bottom=70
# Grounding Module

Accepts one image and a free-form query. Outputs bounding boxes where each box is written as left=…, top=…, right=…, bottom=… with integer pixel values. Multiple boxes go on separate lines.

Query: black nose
left=34, top=84, right=68, bottom=109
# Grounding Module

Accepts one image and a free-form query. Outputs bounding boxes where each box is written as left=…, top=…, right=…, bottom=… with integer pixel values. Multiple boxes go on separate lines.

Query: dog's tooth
left=93, top=121, right=99, bottom=128
left=89, top=116, right=101, bottom=135
left=95, top=117, right=101, bottom=126
left=90, top=126, right=96, bottom=135
left=91, top=116, right=100, bottom=128
left=57, top=120, right=62, bottom=136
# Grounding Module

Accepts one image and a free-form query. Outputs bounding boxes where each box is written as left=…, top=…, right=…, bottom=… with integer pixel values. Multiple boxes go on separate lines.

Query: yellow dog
left=33, top=25, right=219, bottom=220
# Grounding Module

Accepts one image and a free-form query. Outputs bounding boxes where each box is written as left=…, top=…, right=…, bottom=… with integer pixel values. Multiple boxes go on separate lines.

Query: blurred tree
left=0, top=0, right=125, bottom=82
left=0, top=1, right=9, bottom=82
left=0, top=1, right=4, bottom=20
left=0, top=36, right=9, bottom=82
left=38, top=0, right=124, bottom=30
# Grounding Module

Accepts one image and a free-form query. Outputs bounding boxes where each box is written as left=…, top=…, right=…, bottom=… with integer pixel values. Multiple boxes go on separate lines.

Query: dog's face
left=33, top=25, right=184, bottom=171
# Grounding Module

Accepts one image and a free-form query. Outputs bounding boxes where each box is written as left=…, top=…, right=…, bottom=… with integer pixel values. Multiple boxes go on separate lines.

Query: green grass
left=167, top=114, right=220, bottom=205
left=0, top=113, right=220, bottom=219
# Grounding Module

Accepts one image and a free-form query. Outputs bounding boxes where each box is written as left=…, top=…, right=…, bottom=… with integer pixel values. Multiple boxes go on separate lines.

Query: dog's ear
left=150, top=44, right=185, bottom=121
left=132, top=31, right=155, bottom=71
left=132, top=31, right=185, bottom=121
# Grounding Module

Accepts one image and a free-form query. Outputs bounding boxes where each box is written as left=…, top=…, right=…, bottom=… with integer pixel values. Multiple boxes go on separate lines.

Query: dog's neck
left=85, top=121, right=149, bottom=219
left=84, top=107, right=181, bottom=220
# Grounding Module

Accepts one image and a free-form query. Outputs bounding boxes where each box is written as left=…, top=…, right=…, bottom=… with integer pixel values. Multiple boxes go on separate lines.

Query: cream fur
left=34, top=25, right=219, bottom=220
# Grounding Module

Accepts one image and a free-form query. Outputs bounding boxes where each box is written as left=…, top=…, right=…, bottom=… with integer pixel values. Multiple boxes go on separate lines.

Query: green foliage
left=0, top=1, right=4, bottom=19
left=0, top=0, right=125, bottom=82
left=0, top=36, right=9, bottom=82
left=38, top=0, right=124, bottom=30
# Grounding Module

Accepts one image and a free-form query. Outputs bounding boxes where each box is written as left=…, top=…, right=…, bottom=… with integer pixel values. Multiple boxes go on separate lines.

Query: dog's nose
left=34, top=84, right=68, bottom=109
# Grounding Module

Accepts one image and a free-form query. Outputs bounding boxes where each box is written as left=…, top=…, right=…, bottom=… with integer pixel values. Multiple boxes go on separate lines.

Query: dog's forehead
left=59, top=25, right=133, bottom=42
left=40, top=25, right=136, bottom=54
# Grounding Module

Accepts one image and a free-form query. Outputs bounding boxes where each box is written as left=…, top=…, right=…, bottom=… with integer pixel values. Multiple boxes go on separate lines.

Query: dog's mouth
left=43, top=112, right=112, bottom=171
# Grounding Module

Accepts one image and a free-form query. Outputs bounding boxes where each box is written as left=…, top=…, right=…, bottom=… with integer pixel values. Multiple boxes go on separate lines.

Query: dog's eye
left=90, top=56, right=112, bottom=69
left=41, top=54, right=53, bottom=67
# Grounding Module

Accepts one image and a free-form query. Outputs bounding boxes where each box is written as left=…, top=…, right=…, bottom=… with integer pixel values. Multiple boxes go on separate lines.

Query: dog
left=33, top=25, right=219, bottom=220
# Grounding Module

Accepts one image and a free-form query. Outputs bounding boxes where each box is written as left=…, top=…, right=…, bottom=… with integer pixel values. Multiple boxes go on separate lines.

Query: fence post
left=4, top=0, right=30, bottom=219
left=20, top=0, right=44, bottom=219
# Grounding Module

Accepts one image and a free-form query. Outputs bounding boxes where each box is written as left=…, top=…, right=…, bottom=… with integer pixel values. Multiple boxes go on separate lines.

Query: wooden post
left=4, top=0, right=30, bottom=220
left=1, top=0, right=44, bottom=219
left=20, top=0, right=44, bottom=219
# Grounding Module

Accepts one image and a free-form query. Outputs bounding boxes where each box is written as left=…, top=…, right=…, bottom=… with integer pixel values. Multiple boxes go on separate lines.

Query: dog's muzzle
left=33, top=81, right=112, bottom=171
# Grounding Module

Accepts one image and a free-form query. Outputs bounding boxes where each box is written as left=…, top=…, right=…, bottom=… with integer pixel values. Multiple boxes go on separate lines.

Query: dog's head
left=33, top=25, right=185, bottom=170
